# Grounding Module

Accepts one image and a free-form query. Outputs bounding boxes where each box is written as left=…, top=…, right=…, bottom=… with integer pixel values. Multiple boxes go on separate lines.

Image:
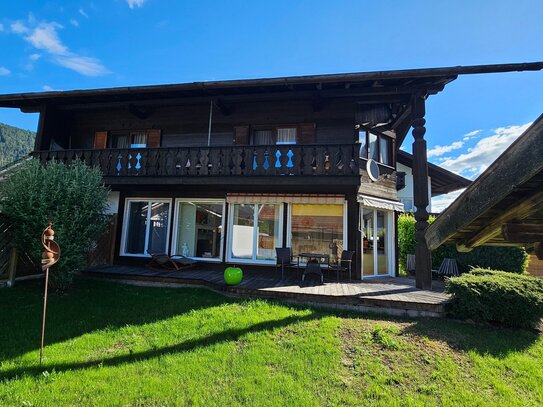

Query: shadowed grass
left=0, top=278, right=541, bottom=406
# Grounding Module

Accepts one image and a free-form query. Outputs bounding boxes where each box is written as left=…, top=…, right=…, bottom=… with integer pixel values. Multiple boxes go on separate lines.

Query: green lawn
left=0, top=279, right=541, bottom=406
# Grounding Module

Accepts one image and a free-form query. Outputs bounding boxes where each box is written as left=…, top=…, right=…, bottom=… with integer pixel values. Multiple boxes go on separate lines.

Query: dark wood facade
left=2, top=62, right=542, bottom=287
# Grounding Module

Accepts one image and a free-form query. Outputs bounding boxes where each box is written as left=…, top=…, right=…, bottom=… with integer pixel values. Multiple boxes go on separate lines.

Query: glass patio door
left=229, top=203, right=282, bottom=263
left=361, top=206, right=393, bottom=277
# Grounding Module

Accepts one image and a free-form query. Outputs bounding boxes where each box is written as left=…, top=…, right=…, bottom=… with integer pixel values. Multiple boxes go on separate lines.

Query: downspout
left=207, top=100, right=213, bottom=147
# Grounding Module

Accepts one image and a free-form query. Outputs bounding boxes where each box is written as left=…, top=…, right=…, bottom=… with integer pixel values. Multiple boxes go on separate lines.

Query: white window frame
left=360, top=206, right=395, bottom=278
left=170, top=198, right=226, bottom=263
left=120, top=198, right=172, bottom=257
left=286, top=201, right=348, bottom=266
left=227, top=202, right=284, bottom=265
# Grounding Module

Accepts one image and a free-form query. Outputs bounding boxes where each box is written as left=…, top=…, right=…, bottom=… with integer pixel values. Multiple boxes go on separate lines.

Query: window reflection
left=290, top=204, right=344, bottom=264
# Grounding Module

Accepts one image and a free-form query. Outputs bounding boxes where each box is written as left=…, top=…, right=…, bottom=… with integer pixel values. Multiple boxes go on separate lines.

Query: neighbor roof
left=397, top=151, right=471, bottom=197
left=426, top=114, right=543, bottom=251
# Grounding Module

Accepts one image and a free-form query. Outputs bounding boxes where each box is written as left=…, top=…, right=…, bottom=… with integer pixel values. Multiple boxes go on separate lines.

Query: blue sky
left=0, top=0, right=542, bottom=209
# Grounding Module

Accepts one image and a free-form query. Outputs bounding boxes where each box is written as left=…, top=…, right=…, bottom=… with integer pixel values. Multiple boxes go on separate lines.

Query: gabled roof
left=0, top=62, right=541, bottom=148
left=426, top=114, right=543, bottom=251
left=397, top=151, right=471, bottom=197
left=1, top=62, right=541, bottom=110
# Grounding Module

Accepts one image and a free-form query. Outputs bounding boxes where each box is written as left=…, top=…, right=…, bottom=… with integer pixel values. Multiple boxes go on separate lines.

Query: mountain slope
left=0, top=123, right=35, bottom=167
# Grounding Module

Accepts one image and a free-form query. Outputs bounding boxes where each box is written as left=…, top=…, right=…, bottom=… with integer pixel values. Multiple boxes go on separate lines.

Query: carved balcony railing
left=33, top=144, right=360, bottom=178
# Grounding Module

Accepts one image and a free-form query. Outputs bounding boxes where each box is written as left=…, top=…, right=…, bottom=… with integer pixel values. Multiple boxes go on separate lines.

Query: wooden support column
left=411, top=96, right=432, bottom=289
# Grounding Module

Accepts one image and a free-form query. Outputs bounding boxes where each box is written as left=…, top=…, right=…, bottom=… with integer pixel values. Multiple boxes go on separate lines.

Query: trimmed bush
left=0, top=159, right=109, bottom=290
left=398, top=213, right=528, bottom=274
left=446, top=268, right=543, bottom=329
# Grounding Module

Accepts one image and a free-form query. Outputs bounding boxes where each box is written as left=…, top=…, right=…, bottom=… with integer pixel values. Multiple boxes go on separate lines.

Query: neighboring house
left=0, top=63, right=539, bottom=281
left=396, top=151, right=470, bottom=213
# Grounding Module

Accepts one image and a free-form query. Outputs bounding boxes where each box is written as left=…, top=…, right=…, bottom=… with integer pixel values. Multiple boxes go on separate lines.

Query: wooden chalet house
left=0, top=63, right=540, bottom=287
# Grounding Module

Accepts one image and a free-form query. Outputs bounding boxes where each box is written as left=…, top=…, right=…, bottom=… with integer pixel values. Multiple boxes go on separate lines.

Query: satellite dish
left=366, top=159, right=380, bottom=181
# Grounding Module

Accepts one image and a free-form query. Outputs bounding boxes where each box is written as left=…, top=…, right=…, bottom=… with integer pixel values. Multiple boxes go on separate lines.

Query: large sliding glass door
left=121, top=199, right=171, bottom=256
left=171, top=199, right=225, bottom=261
left=361, top=206, right=393, bottom=277
left=228, top=203, right=283, bottom=263
left=288, top=203, right=346, bottom=264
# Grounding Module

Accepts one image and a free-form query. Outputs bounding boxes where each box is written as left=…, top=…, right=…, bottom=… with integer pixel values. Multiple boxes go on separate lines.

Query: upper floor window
left=358, top=130, right=393, bottom=166
left=252, top=127, right=297, bottom=145
left=109, top=132, right=148, bottom=149
left=276, top=127, right=297, bottom=145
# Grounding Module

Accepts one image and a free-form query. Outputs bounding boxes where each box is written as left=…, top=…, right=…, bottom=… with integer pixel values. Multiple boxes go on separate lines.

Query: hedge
left=446, top=268, right=543, bottom=329
left=398, top=213, right=528, bottom=274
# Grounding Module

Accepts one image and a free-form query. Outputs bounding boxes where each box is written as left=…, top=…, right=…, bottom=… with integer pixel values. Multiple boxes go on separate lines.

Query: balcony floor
left=84, top=265, right=449, bottom=318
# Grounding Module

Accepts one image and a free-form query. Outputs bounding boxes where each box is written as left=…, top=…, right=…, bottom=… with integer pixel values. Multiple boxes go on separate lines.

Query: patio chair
left=275, top=247, right=300, bottom=280
left=406, top=254, right=416, bottom=275
left=147, top=251, right=197, bottom=271
left=434, top=258, right=459, bottom=277
left=327, top=250, right=355, bottom=282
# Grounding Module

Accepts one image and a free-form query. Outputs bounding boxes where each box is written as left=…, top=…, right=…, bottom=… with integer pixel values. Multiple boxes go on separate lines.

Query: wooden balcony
left=33, top=144, right=362, bottom=186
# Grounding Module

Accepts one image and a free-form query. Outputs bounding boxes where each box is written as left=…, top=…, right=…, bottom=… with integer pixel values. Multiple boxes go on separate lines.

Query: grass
left=0, top=279, right=541, bottom=406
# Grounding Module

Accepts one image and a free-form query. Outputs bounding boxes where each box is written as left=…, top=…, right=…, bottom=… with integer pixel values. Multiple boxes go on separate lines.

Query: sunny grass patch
left=0, top=279, right=542, bottom=406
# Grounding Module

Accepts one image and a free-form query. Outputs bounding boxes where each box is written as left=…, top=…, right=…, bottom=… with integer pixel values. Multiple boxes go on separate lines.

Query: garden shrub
left=0, top=159, right=109, bottom=290
left=446, top=267, right=543, bottom=329
left=398, top=213, right=528, bottom=274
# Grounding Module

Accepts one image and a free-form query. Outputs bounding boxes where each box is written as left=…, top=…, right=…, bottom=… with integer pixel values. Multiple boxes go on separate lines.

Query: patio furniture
left=299, top=253, right=329, bottom=283
left=146, top=251, right=197, bottom=271
left=327, top=250, right=355, bottom=282
left=435, top=258, right=459, bottom=277
left=406, top=254, right=416, bottom=275
left=275, top=247, right=300, bottom=280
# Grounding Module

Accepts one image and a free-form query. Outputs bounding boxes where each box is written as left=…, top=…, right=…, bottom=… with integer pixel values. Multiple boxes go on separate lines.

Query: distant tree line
left=0, top=122, right=36, bottom=167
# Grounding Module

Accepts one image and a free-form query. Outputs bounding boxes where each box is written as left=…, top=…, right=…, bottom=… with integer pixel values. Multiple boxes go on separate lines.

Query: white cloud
left=0, top=23, right=4, bottom=31
left=54, top=55, right=109, bottom=76
left=79, top=8, right=89, bottom=18
left=427, top=141, right=464, bottom=158
left=127, top=0, right=146, bottom=9
left=462, top=129, right=482, bottom=141
left=70, top=19, right=79, bottom=27
left=431, top=189, right=465, bottom=213
left=25, top=22, right=68, bottom=54
left=439, top=122, right=532, bottom=179
left=42, top=85, right=53, bottom=91
left=11, top=20, right=29, bottom=34
left=0, top=67, right=11, bottom=76
left=13, top=19, right=109, bottom=76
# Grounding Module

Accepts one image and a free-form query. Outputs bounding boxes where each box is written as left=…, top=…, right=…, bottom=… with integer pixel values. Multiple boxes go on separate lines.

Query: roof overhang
left=426, top=114, right=543, bottom=253
left=1, top=63, right=542, bottom=147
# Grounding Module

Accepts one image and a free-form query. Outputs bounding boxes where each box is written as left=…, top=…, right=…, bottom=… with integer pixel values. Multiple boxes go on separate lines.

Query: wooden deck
left=84, top=265, right=450, bottom=318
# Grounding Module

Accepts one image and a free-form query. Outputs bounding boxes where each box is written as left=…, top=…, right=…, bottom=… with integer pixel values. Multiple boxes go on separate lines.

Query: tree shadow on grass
left=401, top=318, right=541, bottom=358
left=0, top=277, right=242, bottom=361
left=337, top=310, right=540, bottom=358
left=0, top=312, right=319, bottom=381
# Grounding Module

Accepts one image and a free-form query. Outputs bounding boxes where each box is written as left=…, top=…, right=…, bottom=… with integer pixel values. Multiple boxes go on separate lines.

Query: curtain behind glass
left=131, top=132, right=147, bottom=148
left=277, top=128, right=297, bottom=144
left=253, top=130, right=274, bottom=145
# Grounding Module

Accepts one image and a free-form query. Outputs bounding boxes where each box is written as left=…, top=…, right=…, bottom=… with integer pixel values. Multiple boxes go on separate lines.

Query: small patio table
left=299, top=253, right=329, bottom=283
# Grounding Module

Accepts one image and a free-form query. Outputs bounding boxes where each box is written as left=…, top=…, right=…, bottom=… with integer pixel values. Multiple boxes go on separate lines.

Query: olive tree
left=0, top=159, right=109, bottom=290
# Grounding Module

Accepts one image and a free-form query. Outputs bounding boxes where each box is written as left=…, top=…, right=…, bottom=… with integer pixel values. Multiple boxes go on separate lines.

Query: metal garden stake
left=40, top=222, right=60, bottom=365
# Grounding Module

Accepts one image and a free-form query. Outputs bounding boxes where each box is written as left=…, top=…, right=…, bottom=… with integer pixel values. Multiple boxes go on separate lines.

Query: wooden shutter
left=146, top=129, right=161, bottom=148
left=298, top=123, right=316, bottom=144
left=94, top=131, right=108, bottom=149
left=233, top=125, right=250, bottom=145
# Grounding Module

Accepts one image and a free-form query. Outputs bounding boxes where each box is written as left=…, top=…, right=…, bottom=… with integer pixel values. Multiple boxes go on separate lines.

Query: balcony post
left=411, top=95, right=432, bottom=290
